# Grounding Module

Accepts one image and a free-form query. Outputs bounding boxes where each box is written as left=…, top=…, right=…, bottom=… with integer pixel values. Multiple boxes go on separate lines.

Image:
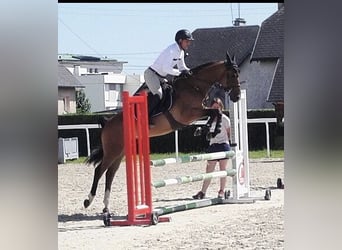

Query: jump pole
left=154, top=198, right=221, bottom=216
left=152, top=169, right=237, bottom=188
left=150, top=151, right=235, bottom=166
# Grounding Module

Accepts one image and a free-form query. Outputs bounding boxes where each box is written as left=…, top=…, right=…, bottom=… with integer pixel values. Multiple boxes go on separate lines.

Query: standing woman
left=192, top=98, right=231, bottom=199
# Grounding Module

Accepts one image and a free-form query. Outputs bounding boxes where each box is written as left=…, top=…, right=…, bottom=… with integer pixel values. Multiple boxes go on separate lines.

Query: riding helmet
left=175, top=29, right=194, bottom=42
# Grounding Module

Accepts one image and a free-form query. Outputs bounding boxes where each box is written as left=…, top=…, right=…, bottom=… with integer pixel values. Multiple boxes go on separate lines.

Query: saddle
left=134, top=81, right=174, bottom=118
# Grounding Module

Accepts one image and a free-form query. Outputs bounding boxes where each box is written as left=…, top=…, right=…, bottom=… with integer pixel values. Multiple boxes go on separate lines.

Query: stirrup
left=192, top=191, right=205, bottom=199
left=148, top=117, right=155, bottom=126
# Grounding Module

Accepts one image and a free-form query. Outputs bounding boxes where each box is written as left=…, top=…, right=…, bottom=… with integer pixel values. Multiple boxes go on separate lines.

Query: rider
left=144, top=29, right=194, bottom=125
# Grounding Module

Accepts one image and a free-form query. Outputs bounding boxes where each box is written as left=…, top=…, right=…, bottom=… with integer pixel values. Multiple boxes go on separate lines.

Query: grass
left=248, top=150, right=284, bottom=159
left=64, top=157, right=88, bottom=164
left=64, top=149, right=284, bottom=164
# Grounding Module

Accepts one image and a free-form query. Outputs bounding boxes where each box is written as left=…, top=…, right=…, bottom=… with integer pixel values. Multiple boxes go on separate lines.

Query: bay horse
left=84, top=52, right=241, bottom=213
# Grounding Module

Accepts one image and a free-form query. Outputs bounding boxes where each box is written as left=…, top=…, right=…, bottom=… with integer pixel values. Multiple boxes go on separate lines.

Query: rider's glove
left=179, top=70, right=192, bottom=78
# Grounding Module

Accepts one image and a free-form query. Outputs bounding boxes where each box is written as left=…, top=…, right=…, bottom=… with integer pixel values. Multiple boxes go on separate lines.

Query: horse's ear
left=226, top=51, right=233, bottom=66
left=232, top=55, right=236, bottom=63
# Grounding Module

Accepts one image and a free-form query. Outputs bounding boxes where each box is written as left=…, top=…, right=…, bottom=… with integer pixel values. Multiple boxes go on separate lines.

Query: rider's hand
left=179, top=70, right=192, bottom=78
left=193, top=127, right=202, bottom=136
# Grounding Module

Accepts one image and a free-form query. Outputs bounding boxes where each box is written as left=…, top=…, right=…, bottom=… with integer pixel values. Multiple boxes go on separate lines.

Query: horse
left=84, top=52, right=241, bottom=213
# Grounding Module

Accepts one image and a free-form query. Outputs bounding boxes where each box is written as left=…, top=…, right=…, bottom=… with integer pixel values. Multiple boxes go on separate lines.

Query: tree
left=76, top=89, right=91, bottom=114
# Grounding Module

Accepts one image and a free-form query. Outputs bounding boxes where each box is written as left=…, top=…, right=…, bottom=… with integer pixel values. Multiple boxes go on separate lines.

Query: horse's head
left=176, top=53, right=241, bottom=110
left=188, top=52, right=241, bottom=104
left=223, top=52, right=241, bottom=102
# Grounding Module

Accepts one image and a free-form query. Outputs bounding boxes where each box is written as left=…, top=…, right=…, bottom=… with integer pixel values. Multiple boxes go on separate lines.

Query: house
left=58, top=54, right=144, bottom=112
left=250, top=4, right=284, bottom=122
left=185, top=5, right=284, bottom=113
left=185, top=25, right=275, bottom=110
left=58, top=63, right=84, bottom=115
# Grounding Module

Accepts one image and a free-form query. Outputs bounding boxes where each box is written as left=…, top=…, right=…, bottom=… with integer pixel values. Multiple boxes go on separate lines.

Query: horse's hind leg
left=83, top=157, right=113, bottom=209
left=103, top=154, right=124, bottom=213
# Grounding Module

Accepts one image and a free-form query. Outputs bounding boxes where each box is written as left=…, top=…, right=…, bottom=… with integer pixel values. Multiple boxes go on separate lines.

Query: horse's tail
left=84, top=116, right=107, bottom=167
left=98, top=116, right=111, bottom=128
left=85, top=146, right=103, bottom=167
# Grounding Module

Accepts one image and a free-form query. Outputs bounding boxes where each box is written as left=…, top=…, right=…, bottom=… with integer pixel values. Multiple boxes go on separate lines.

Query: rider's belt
left=149, top=67, right=165, bottom=78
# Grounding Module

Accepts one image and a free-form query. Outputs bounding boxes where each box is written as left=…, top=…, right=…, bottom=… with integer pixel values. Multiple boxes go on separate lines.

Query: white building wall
left=65, top=69, right=145, bottom=112
left=75, top=74, right=135, bottom=111
left=76, top=75, right=105, bottom=112
left=83, top=84, right=105, bottom=112
left=65, top=66, right=87, bottom=76
left=124, top=74, right=144, bottom=95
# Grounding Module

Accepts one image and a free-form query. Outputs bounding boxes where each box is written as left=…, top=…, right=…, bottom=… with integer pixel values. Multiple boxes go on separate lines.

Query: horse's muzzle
left=230, top=94, right=240, bottom=102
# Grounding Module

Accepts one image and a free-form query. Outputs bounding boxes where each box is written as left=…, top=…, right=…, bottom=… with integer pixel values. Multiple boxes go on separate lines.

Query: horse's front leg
left=102, top=155, right=123, bottom=214
left=193, top=109, right=217, bottom=137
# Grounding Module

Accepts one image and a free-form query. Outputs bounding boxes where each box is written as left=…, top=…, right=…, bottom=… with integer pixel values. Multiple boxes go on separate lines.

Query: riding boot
left=147, top=94, right=161, bottom=125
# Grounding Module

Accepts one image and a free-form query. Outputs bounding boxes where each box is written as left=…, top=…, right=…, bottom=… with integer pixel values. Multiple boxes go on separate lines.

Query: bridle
left=190, top=65, right=234, bottom=91
left=177, top=61, right=241, bottom=105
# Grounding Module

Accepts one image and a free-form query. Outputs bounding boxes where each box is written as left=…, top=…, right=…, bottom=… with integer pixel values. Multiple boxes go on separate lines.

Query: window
left=115, top=84, right=123, bottom=101
left=105, top=84, right=123, bottom=102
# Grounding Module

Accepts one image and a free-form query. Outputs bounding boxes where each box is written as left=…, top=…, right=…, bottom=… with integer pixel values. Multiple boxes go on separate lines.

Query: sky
left=58, top=3, right=279, bottom=75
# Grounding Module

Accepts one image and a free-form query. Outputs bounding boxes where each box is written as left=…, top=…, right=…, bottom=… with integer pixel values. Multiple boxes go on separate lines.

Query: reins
left=189, top=66, right=231, bottom=92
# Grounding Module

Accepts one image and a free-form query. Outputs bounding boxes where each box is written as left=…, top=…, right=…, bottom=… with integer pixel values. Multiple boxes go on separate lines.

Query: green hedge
left=58, top=110, right=284, bottom=156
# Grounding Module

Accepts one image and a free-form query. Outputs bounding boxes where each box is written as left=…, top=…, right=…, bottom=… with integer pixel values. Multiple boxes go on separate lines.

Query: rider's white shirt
left=150, top=43, right=190, bottom=77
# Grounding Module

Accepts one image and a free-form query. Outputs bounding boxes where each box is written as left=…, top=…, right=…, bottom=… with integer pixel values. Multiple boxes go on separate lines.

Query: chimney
left=233, top=17, right=246, bottom=26
left=232, top=3, right=246, bottom=27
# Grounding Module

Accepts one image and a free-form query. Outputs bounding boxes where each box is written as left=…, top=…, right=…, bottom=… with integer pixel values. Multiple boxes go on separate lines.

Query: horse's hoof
left=264, top=189, right=272, bottom=200
left=84, top=199, right=90, bottom=208
left=103, top=212, right=111, bottom=226
left=277, top=178, right=284, bottom=189
left=103, top=207, right=109, bottom=213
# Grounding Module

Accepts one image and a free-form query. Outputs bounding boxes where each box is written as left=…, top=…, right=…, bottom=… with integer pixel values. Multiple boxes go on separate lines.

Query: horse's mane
left=191, top=59, right=239, bottom=74
left=190, top=61, right=218, bottom=74
left=173, top=61, right=219, bottom=90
